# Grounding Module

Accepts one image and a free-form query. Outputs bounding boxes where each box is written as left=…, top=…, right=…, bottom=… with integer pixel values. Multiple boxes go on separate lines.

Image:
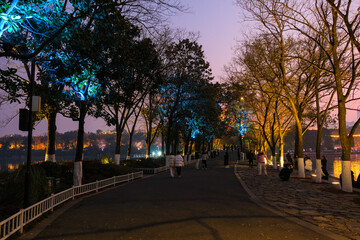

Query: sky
left=0, top=0, right=245, bottom=137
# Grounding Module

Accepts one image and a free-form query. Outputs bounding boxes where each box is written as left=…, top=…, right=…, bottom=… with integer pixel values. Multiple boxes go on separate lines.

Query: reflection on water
left=0, top=153, right=148, bottom=172
left=333, top=155, right=360, bottom=181
left=305, top=153, right=360, bottom=181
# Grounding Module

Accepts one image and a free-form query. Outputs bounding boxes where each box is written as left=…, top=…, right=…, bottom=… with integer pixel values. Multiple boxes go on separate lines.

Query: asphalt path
left=29, top=158, right=329, bottom=240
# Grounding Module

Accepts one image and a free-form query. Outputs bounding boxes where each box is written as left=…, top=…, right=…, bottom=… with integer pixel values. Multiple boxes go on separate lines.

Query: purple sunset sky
left=1, top=1, right=358, bottom=137
left=0, top=0, right=246, bottom=137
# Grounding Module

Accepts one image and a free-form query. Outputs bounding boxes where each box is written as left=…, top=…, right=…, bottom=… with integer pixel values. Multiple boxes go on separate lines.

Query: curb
left=233, top=165, right=350, bottom=240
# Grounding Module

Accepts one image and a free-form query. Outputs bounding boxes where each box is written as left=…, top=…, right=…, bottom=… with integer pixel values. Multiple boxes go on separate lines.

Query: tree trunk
left=315, top=127, right=323, bottom=183
left=161, top=131, right=165, bottom=156
left=115, top=124, right=122, bottom=165
left=74, top=102, right=86, bottom=186
left=45, top=111, right=57, bottom=163
left=338, top=94, right=352, bottom=192
left=126, top=124, right=133, bottom=160
left=166, top=121, right=173, bottom=155
left=279, top=134, right=284, bottom=168
left=294, top=121, right=305, bottom=178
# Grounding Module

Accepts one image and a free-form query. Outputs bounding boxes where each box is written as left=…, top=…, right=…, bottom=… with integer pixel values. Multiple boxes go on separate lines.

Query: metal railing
left=0, top=171, right=143, bottom=240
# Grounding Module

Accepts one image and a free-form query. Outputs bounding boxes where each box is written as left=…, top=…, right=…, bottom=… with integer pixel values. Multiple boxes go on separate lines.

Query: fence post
left=19, top=209, right=24, bottom=234
left=72, top=186, right=75, bottom=200
left=51, top=193, right=55, bottom=212
left=96, top=181, right=99, bottom=193
left=113, top=176, right=116, bottom=186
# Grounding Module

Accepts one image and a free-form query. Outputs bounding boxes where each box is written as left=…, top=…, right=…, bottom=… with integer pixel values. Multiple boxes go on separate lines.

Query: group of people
left=287, top=152, right=329, bottom=180
left=246, top=150, right=329, bottom=179
left=195, top=151, right=209, bottom=170
left=246, top=149, right=268, bottom=176
left=169, top=151, right=210, bottom=178
left=168, top=152, right=185, bottom=178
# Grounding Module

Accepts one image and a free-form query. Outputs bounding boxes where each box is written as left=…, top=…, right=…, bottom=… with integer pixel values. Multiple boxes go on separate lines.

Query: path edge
left=234, top=165, right=349, bottom=240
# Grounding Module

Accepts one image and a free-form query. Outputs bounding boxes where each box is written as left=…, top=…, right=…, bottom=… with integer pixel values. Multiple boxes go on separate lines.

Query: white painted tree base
left=115, top=154, right=120, bottom=165
left=126, top=155, right=131, bottom=160
left=297, top=158, right=305, bottom=178
left=73, top=161, right=82, bottom=186
left=315, top=159, right=322, bottom=183
left=342, top=161, right=353, bottom=192
left=45, top=154, right=56, bottom=163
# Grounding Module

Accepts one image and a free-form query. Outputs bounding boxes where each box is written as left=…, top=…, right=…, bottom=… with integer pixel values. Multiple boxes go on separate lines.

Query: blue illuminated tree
left=159, top=39, right=214, bottom=155
left=221, top=82, right=251, bottom=152
left=178, top=82, right=221, bottom=156
left=91, top=15, right=161, bottom=164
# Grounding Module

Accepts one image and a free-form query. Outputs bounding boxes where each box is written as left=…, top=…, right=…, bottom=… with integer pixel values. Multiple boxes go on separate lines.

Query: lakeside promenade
left=236, top=164, right=360, bottom=240
left=18, top=156, right=356, bottom=240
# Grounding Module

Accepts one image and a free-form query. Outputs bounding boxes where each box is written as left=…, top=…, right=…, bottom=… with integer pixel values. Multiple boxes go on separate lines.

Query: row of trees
left=225, top=0, right=360, bottom=192
left=0, top=0, right=222, bottom=192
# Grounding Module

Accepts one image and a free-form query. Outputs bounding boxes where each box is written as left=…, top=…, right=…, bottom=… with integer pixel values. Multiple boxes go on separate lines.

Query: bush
left=82, top=160, right=136, bottom=184
left=0, top=165, right=51, bottom=219
left=121, top=157, right=165, bottom=168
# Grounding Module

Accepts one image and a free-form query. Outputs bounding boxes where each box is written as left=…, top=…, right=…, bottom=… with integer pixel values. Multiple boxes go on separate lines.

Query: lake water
left=0, top=152, right=149, bottom=172
left=302, top=153, right=360, bottom=180
left=2, top=151, right=360, bottom=180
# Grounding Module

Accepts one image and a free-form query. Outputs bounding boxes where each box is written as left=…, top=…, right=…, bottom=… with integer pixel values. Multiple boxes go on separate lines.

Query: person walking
left=195, top=151, right=201, bottom=170
left=224, top=150, right=229, bottom=168
left=169, top=154, right=176, bottom=178
left=247, top=150, right=255, bottom=168
left=321, top=155, right=329, bottom=180
left=286, top=152, right=293, bottom=167
left=202, top=151, right=208, bottom=169
left=175, top=152, right=184, bottom=178
left=256, top=150, right=268, bottom=176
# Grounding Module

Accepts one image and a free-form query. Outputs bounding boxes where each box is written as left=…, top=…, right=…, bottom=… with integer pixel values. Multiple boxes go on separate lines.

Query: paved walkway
left=236, top=163, right=360, bottom=240
left=18, top=157, right=350, bottom=240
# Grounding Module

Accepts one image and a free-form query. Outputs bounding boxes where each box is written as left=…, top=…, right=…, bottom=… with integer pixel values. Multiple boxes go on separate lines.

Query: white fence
left=0, top=171, right=143, bottom=240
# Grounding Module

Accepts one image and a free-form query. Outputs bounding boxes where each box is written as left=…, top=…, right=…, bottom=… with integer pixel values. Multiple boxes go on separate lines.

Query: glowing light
left=101, top=155, right=113, bottom=164
left=62, top=69, right=101, bottom=102
left=333, top=159, right=360, bottom=181
left=7, top=163, right=19, bottom=171
left=134, top=141, right=143, bottom=150
left=97, top=139, right=107, bottom=151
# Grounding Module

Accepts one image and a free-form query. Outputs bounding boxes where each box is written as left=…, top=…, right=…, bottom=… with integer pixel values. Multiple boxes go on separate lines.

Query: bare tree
left=279, top=0, right=360, bottom=192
